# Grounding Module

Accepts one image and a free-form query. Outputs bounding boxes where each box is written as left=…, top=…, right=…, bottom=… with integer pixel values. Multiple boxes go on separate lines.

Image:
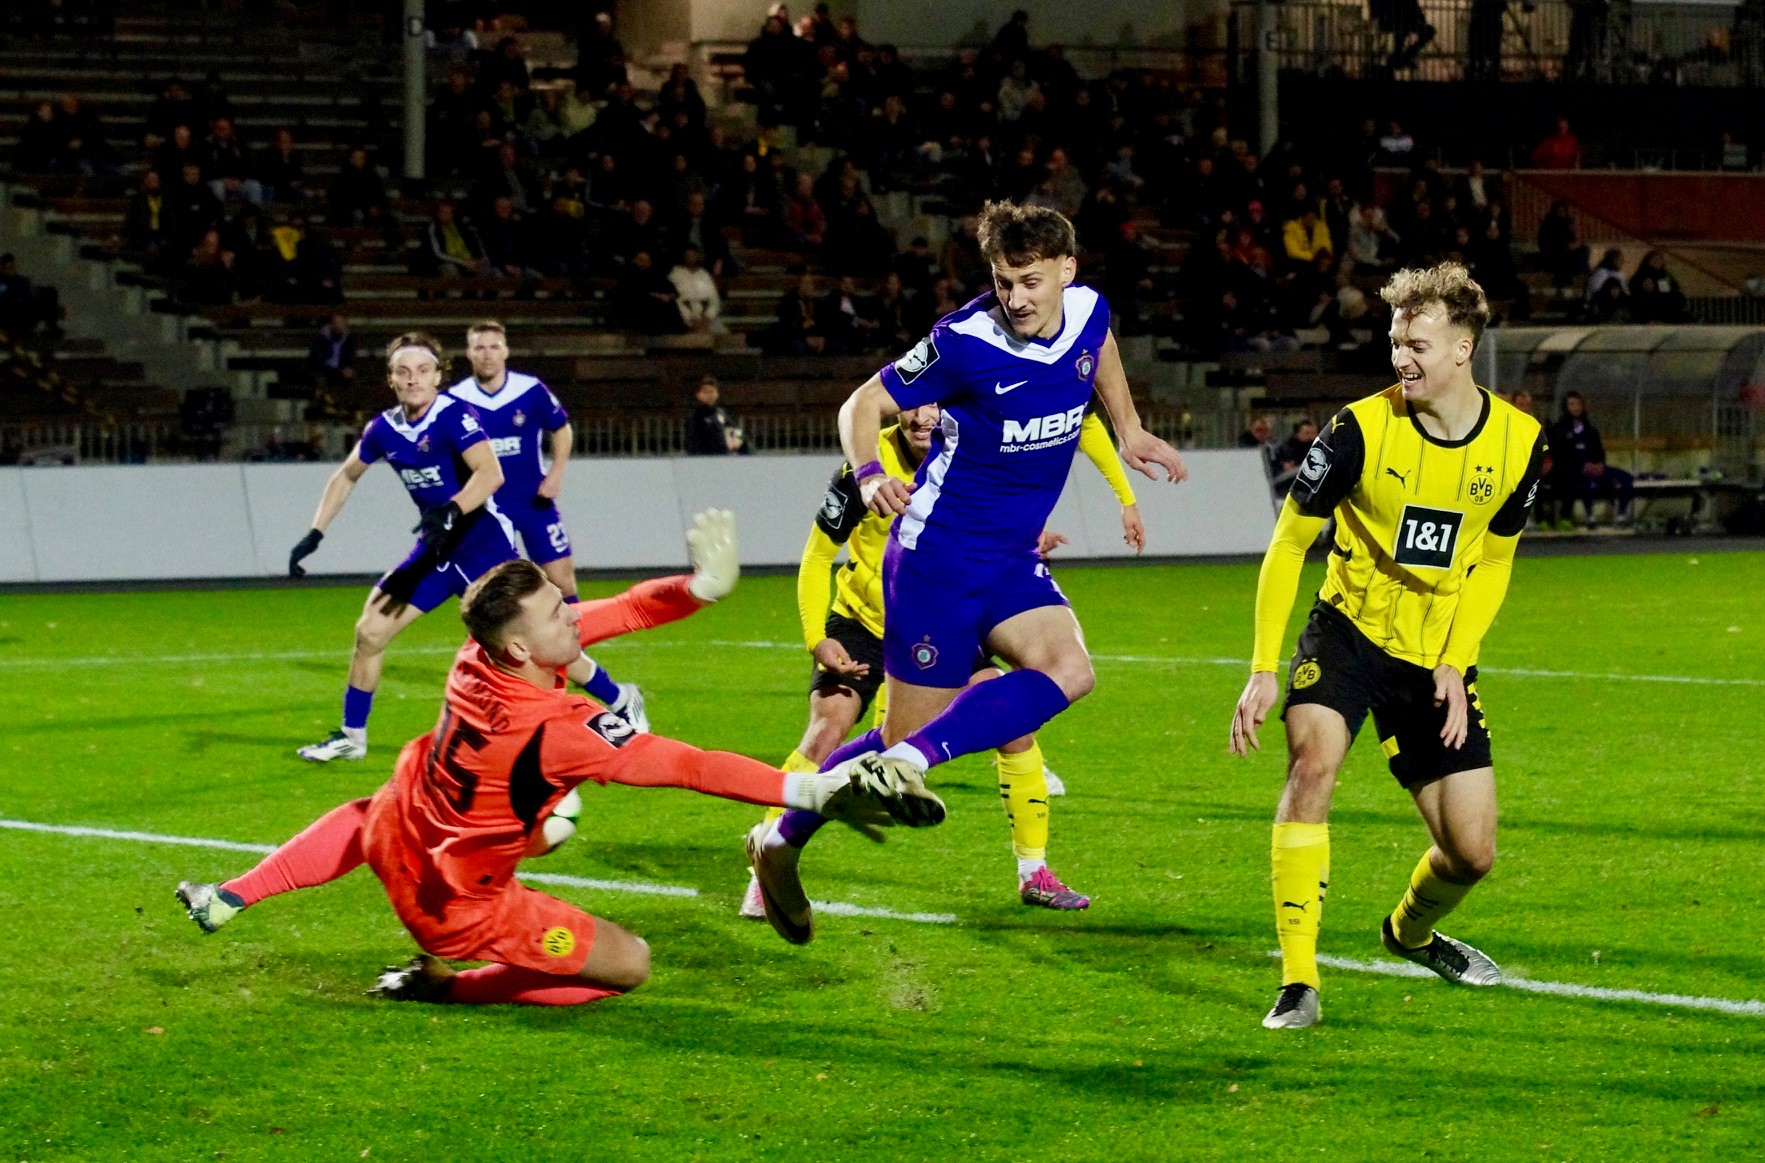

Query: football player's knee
left=801, top=719, right=847, bottom=765
left=617, top=937, right=652, bottom=991
left=353, top=614, right=394, bottom=654
left=1047, top=658, right=1095, bottom=701
left=1285, top=752, right=1337, bottom=794
left=1445, top=839, right=1496, bottom=882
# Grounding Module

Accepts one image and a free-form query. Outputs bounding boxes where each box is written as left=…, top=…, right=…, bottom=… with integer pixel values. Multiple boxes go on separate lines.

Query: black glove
left=288, top=528, right=323, bottom=577
left=413, top=501, right=467, bottom=558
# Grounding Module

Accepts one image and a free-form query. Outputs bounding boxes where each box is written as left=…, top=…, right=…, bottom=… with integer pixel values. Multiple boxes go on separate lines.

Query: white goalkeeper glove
left=686, top=508, right=740, bottom=602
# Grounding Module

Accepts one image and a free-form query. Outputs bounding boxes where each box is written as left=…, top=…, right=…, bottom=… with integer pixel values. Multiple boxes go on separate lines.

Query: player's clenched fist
left=856, top=460, right=914, bottom=517
left=1230, top=670, right=1281, bottom=757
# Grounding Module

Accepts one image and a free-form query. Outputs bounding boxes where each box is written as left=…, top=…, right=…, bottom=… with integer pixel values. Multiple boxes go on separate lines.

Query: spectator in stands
left=1587, top=275, right=1632, bottom=323
left=0, top=254, right=58, bottom=338
left=327, top=147, right=391, bottom=226
left=893, top=235, right=939, bottom=299
left=422, top=200, right=489, bottom=279
left=428, top=67, right=481, bottom=180
left=684, top=375, right=748, bottom=454
left=481, top=37, right=532, bottom=94
left=743, top=15, right=806, bottom=128
left=783, top=173, right=827, bottom=250
left=169, top=162, right=223, bottom=258
left=16, top=102, right=60, bottom=172
left=1453, top=158, right=1502, bottom=224
left=870, top=270, right=915, bottom=350
left=151, top=123, right=203, bottom=182
left=1470, top=218, right=1526, bottom=318
left=51, top=94, right=112, bottom=175
left=1377, top=120, right=1416, bottom=165
left=474, top=142, right=540, bottom=220
left=618, top=199, right=668, bottom=267
left=1537, top=200, right=1590, bottom=288
left=122, top=170, right=174, bottom=266
left=769, top=274, right=833, bottom=354
left=825, top=195, right=893, bottom=276
left=258, top=128, right=308, bottom=203
left=523, top=88, right=570, bottom=160
left=614, top=249, right=684, bottom=334
left=306, top=312, right=358, bottom=389
left=657, top=63, right=706, bottom=128
left=145, top=79, right=197, bottom=151
left=205, top=117, right=261, bottom=205
left=669, top=244, right=724, bottom=334
left=184, top=229, right=239, bottom=306
left=823, top=274, right=882, bottom=352
left=1586, top=248, right=1627, bottom=299
left=1630, top=250, right=1688, bottom=323
left=993, top=10, right=1032, bottom=63
left=1548, top=391, right=1634, bottom=526
left=574, top=12, right=627, bottom=99
left=1274, top=419, right=1320, bottom=474
left=1282, top=207, right=1333, bottom=266
left=672, top=190, right=733, bottom=279
left=1104, top=219, right=1155, bottom=336
left=940, top=215, right=986, bottom=293
left=718, top=151, right=778, bottom=243
left=530, top=195, right=596, bottom=282
left=222, top=205, right=273, bottom=300
left=266, top=213, right=341, bottom=305
left=477, top=196, right=534, bottom=280
left=1347, top=202, right=1399, bottom=275
left=1238, top=414, right=1275, bottom=452
left=1532, top=117, right=1583, bottom=169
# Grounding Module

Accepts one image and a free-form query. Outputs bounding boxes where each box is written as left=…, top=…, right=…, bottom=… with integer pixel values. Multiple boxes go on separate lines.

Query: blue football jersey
left=879, top=285, right=1111, bottom=557
left=357, top=393, right=493, bottom=514
left=447, top=371, right=571, bottom=502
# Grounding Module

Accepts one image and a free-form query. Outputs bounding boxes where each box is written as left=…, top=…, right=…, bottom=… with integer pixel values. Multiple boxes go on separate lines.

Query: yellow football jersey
left=1288, top=385, right=1545, bottom=669
left=796, top=424, right=915, bottom=647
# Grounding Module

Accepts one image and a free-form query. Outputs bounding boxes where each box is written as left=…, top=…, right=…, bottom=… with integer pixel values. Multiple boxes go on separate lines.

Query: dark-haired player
left=746, top=200, right=1187, bottom=942
left=177, top=515, right=945, bottom=1006
left=447, top=320, right=647, bottom=731
left=1229, top=263, right=1546, bottom=1029
left=288, top=332, right=515, bottom=762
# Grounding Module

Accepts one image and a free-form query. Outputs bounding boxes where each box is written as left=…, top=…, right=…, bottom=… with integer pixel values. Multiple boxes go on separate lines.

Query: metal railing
left=1231, top=0, right=1765, bottom=87
left=0, top=421, right=178, bottom=465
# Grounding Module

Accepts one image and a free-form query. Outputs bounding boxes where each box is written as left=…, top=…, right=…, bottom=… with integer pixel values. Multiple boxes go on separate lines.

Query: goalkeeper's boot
left=745, top=822, right=813, bottom=945
left=1381, top=916, right=1502, bottom=986
left=369, top=954, right=455, bottom=1002
left=1042, top=765, right=1067, bottom=797
left=175, top=881, right=244, bottom=934
left=609, top=683, right=650, bottom=734
left=1262, top=983, right=1321, bottom=1030
left=832, top=754, right=946, bottom=828
left=298, top=728, right=366, bottom=763
left=738, top=873, right=767, bottom=920
left=1019, top=866, right=1090, bottom=910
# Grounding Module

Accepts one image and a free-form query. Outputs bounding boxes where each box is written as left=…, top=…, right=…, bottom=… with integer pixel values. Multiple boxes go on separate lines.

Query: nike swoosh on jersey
left=994, top=379, right=1029, bottom=394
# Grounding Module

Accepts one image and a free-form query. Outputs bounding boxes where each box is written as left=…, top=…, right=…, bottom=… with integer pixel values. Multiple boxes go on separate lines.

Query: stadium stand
left=0, top=0, right=1754, bottom=465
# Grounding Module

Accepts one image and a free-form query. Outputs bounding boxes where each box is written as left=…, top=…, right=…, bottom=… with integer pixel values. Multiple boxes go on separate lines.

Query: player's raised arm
left=289, top=445, right=371, bottom=576
left=838, top=374, right=913, bottom=517
left=1094, top=330, right=1187, bottom=483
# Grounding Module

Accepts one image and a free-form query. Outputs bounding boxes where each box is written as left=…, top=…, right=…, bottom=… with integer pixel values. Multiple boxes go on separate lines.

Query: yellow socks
left=767, top=749, right=822, bottom=824
left=1390, top=850, right=1476, bottom=949
left=1272, top=822, right=1330, bottom=989
left=995, top=742, right=1049, bottom=864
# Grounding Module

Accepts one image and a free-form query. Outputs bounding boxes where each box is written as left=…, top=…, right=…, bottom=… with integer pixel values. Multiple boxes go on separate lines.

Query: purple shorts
left=379, top=519, right=518, bottom=614
left=503, top=496, right=574, bottom=565
left=881, top=539, right=1069, bottom=688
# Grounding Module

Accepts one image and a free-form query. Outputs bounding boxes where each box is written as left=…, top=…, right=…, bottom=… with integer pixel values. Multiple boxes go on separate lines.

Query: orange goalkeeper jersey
left=382, top=576, right=785, bottom=910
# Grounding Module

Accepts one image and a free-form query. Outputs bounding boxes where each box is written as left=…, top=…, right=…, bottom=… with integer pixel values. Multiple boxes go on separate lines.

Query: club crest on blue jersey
left=1075, top=351, right=1095, bottom=379
left=417, top=435, right=431, bottom=453
left=513, top=409, right=527, bottom=427
left=912, top=637, right=939, bottom=669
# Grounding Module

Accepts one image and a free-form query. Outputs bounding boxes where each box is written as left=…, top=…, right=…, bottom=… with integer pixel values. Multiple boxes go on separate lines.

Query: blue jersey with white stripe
left=879, top=285, right=1110, bottom=559
left=447, top=371, right=571, bottom=503
left=358, top=393, right=491, bottom=514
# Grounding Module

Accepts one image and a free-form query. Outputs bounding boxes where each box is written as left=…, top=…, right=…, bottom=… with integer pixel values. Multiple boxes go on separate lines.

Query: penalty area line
left=0, top=817, right=954, bottom=924
left=1272, top=952, right=1765, bottom=1017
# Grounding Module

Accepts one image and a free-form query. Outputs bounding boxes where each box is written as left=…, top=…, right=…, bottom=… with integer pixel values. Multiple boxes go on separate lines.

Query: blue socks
left=580, top=659, right=620, bottom=705
left=901, top=669, right=1069, bottom=768
left=342, top=685, right=374, bottom=731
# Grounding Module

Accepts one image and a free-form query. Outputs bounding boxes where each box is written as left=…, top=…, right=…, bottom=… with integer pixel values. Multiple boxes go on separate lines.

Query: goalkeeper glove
left=686, top=508, right=739, bottom=602
left=413, top=500, right=467, bottom=558
left=289, top=528, right=323, bottom=577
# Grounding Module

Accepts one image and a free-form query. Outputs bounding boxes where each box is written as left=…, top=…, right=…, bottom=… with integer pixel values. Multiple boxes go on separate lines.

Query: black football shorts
left=1283, top=602, right=1493, bottom=789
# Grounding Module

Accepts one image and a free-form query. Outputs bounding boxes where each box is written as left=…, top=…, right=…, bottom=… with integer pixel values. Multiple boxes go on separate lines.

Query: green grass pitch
left=2, top=552, right=1762, bottom=1160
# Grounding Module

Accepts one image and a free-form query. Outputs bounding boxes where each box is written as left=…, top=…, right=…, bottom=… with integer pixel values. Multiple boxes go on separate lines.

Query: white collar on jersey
left=945, top=284, right=1100, bottom=364
left=383, top=391, right=456, bottom=439
left=448, top=371, right=541, bottom=411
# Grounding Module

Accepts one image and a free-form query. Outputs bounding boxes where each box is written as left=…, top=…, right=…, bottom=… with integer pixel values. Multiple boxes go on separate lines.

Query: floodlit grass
left=1, top=552, right=1762, bottom=1160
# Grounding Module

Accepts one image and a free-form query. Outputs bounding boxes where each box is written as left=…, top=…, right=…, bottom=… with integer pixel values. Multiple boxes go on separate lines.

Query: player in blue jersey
left=745, top=201, right=1189, bottom=942
left=288, top=331, right=517, bottom=762
left=449, top=320, right=648, bottom=730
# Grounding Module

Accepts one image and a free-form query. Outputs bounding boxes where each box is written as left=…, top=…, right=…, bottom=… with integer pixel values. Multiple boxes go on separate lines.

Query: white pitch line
left=4, top=637, right=1758, bottom=689
left=1292, top=952, right=1765, bottom=1017
left=0, top=817, right=951, bottom=923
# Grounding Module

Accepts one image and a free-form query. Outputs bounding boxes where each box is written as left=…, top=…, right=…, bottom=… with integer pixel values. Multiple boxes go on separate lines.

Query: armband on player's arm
left=797, top=522, right=843, bottom=652
left=1251, top=500, right=1328, bottom=672
left=1439, top=532, right=1518, bottom=672
left=1079, top=412, right=1136, bottom=506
